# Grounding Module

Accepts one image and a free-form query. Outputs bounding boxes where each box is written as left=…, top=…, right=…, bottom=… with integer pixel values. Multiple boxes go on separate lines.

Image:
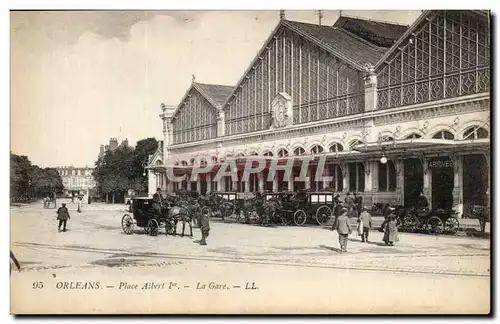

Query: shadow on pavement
left=318, top=244, right=342, bottom=253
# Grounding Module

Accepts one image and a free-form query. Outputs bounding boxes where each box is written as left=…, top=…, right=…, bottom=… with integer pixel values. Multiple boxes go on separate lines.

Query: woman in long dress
left=77, top=197, right=82, bottom=213
left=383, top=214, right=398, bottom=246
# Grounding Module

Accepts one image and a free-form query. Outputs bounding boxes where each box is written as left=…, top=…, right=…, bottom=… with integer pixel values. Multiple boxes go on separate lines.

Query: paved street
left=10, top=200, right=491, bottom=314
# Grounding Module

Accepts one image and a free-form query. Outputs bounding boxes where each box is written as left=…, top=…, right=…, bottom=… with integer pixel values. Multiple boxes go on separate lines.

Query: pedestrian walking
left=43, top=196, right=50, bottom=209
left=77, top=197, right=83, bottom=213
left=199, top=210, right=210, bottom=246
left=383, top=214, right=398, bottom=246
left=56, top=203, right=70, bottom=232
left=359, top=207, right=372, bottom=243
left=332, top=208, right=352, bottom=252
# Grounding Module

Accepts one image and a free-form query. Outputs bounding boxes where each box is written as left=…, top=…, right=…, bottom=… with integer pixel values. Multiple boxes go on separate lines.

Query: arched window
left=329, top=143, right=344, bottom=153
left=293, top=147, right=305, bottom=156
left=248, top=151, right=258, bottom=156
left=181, top=161, right=188, bottom=166
left=310, top=145, right=324, bottom=154
left=349, top=140, right=364, bottom=150
left=432, top=130, right=455, bottom=140
left=189, top=158, right=195, bottom=165
left=156, top=160, right=163, bottom=165
left=378, top=161, right=397, bottom=192
left=379, top=135, right=394, bottom=142
left=277, top=149, right=289, bottom=157
left=211, top=156, right=218, bottom=164
left=463, top=127, right=489, bottom=140
left=263, top=151, right=273, bottom=157
left=406, top=133, right=422, bottom=139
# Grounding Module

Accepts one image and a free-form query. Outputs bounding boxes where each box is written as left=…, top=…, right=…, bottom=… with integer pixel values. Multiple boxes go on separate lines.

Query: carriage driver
left=152, top=188, right=164, bottom=216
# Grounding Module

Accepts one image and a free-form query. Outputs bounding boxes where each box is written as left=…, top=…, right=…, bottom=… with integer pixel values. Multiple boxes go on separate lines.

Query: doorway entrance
left=404, top=158, right=424, bottom=207
left=430, top=157, right=455, bottom=210
left=463, top=154, right=488, bottom=212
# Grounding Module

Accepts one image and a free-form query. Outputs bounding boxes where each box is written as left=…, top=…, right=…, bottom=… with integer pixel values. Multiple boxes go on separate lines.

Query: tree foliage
left=10, top=153, right=63, bottom=200
left=93, top=138, right=158, bottom=198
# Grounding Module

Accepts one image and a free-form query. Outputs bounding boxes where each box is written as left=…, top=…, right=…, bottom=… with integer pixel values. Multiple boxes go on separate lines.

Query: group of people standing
left=331, top=192, right=399, bottom=252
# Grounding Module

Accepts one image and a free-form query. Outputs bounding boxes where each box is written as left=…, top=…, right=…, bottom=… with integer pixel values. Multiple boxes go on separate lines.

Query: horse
left=166, top=205, right=193, bottom=237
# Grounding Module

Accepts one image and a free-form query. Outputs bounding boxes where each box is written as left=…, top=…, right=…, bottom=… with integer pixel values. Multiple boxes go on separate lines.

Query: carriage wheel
left=402, top=215, right=419, bottom=233
left=444, top=217, right=460, bottom=235
left=315, top=206, right=332, bottom=226
left=293, top=210, right=307, bottom=226
left=147, top=219, right=159, bottom=236
left=427, top=216, right=443, bottom=235
left=121, top=214, right=134, bottom=235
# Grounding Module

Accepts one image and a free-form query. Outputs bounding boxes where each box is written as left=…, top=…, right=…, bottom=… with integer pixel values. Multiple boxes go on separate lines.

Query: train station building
left=147, top=10, right=490, bottom=216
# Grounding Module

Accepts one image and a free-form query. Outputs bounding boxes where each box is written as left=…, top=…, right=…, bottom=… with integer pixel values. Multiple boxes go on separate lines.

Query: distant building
left=56, top=166, right=96, bottom=198
left=98, top=137, right=129, bottom=160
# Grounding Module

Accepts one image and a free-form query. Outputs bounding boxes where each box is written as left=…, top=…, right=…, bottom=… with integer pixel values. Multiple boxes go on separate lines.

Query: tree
left=93, top=145, right=136, bottom=203
left=133, top=138, right=158, bottom=193
left=92, top=137, right=159, bottom=203
left=10, top=153, right=63, bottom=201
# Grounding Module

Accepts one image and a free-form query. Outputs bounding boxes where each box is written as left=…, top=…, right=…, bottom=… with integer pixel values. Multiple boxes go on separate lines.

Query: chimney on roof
left=109, top=138, right=118, bottom=151
left=279, top=10, right=285, bottom=20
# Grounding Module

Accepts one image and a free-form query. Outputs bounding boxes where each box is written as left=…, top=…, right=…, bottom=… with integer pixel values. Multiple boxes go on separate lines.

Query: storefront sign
left=428, top=158, right=454, bottom=169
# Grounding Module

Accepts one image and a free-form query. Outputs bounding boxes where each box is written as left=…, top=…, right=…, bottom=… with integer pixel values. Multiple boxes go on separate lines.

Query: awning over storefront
left=352, top=138, right=490, bottom=155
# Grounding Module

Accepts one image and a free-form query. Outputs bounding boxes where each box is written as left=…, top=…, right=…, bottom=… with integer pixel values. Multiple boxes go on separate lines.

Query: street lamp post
left=142, top=161, right=149, bottom=194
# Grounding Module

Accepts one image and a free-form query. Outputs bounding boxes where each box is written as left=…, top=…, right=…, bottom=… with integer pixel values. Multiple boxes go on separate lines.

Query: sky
left=10, top=10, right=422, bottom=168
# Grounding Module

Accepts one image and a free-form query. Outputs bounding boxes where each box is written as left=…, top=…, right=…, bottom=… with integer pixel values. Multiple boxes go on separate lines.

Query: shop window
left=310, top=145, right=324, bottom=154
left=224, top=177, right=233, bottom=191
left=432, top=130, right=455, bottom=140
left=328, top=143, right=344, bottom=153
left=463, top=127, right=489, bottom=140
left=326, top=164, right=344, bottom=192
left=249, top=173, right=258, bottom=192
left=378, top=161, right=397, bottom=192
left=293, top=147, right=305, bottom=156
left=348, top=162, right=365, bottom=192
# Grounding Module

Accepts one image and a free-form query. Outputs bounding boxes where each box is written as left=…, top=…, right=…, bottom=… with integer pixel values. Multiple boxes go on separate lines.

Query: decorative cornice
left=169, top=93, right=489, bottom=152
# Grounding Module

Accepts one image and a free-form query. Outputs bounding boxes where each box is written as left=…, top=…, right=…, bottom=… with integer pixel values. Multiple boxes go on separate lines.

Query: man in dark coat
left=199, top=211, right=210, bottom=245
left=416, top=191, right=429, bottom=210
left=332, top=208, right=352, bottom=252
left=152, top=188, right=164, bottom=216
left=56, top=203, right=70, bottom=232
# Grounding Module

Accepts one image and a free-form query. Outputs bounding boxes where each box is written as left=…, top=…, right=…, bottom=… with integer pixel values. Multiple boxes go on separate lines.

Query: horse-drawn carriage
left=262, top=191, right=296, bottom=225
left=43, top=192, right=57, bottom=209
left=400, top=207, right=460, bottom=235
left=200, top=192, right=237, bottom=221
left=121, top=196, right=193, bottom=237
left=292, top=191, right=335, bottom=226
